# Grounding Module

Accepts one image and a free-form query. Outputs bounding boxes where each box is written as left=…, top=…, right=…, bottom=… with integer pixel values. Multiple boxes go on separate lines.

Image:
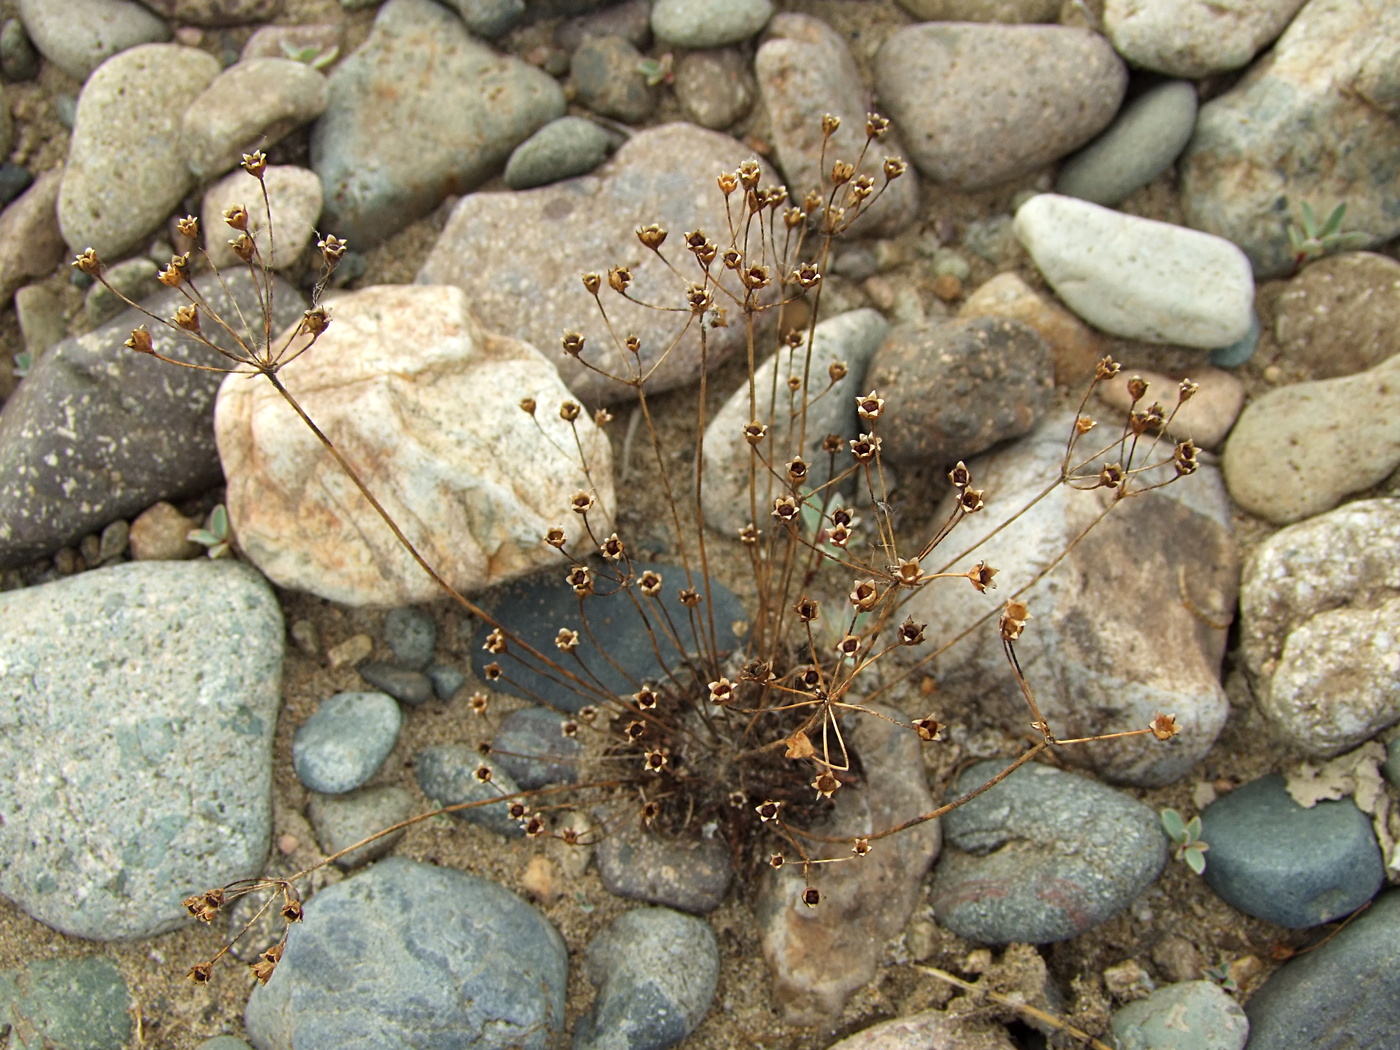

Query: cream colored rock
left=1096, top=365, right=1244, bottom=450
left=215, top=285, right=614, bottom=606
left=959, top=271, right=1105, bottom=385
left=201, top=165, right=323, bottom=271
left=1104, top=0, right=1307, bottom=78
left=183, top=58, right=329, bottom=180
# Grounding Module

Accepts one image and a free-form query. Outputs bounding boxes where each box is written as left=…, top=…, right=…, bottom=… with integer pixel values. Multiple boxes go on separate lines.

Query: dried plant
left=78, top=118, right=1201, bottom=991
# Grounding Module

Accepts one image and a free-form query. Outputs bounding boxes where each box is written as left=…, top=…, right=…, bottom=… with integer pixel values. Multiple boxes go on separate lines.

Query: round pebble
left=0, top=163, right=33, bottom=207
left=1056, top=81, right=1198, bottom=206
left=0, top=957, right=132, bottom=1050
left=308, top=784, right=415, bottom=869
left=652, top=0, right=772, bottom=48
left=596, top=819, right=733, bottom=914
left=381, top=605, right=437, bottom=669
left=292, top=691, right=402, bottom=795
left=0, top=17, right=41, bottom=81
left=416, top=743, right=524, bottom=838
left=674, top=48, right=754, bottom=130
left=127, top=501, right=202, bottom=560
left=570, top=35, right=654, bottom=124
left=1112, top=980, right=1248, bottom=1050
left=504, top=115, right=612, bottom=190
left=427, top=663, right=465, bottom=700
left=18, top=0, right=171, bottom=82
left=492, top=706, right=582, bottom=790
left=1208, top=310, right=1260, bottom=367
left=357, top=662, right=434, bottom=706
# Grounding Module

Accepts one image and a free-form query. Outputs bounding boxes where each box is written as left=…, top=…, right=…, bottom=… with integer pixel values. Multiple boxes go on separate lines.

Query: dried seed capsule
left=599, top=533, right=624, bottom=560
left=582, top=272, right=602, bottom=295
left=176, top=215, right=199, bottom=239
left=174, top=304, right=200, bottom=333
left=755, top=799, right=782, bottom=822
left=852, top=838, right=872, bottom=856
left=966, top=562, right=998, bottom=592
left=897, top=617, right=926, bottom=646
left=738, top=159, right=761, bottom=188
left=519, top=397, right=537, bottom=415
left=469, top=692, right=489, bottom=715
left=1095, top=355, right=1121, bottom=380
left=1178, top=378, right=1199, bottom=402
left=678, top=588, right=701, bottom=607
left=1149, top=712, right=1180, bottom=740
left=559, top=400, right=581, bottom=422
left=849, top=433, right=881, bottom=463
left=849, top=580, right=879, bottom=611
left=608, top=266, right=632, bottom=294
left=834, top=634, right=861, bottom=659
left=643, top=748, right=669, bottom=773
left=827, top=523, right=852, bottom=548
left=483, top=628, right=507, bottom=654
left=866, top=113, right=889, bottom=138
left=685, top=284, right=713, bottom=314
left=914, top=715, right=945, bottom=741
left=561, top=331, right=585, bottom=357
left=999, top=599, right=1031, bottom=641
left=125, top=326, right=154, bottom=355
left=544, top=525, right=566, bottom=547
left=783, top=206, right=807, bottom=229
left=717, top=171, right=739, bottom=196
left=1127, top=375, right=1149, bottom=402
left=570, top=491, right=596, bottom=514
left=72, top=248, right=103, bottom=276
left=812, top=771, right=840, bottom=798
left=821, top=113, right=840, bottom=137
left=738, top=524, right=761, bottom=545
left=741, top=264, right=771, bottom=290
left=802, top=887, right=821, bottom=907
left=855, top=390, right=884, bottom=422
left=794, top=596, right=820, bottom=622
left=625, top=720, right=646, bottom=741
left=830, top=160, right=855, bottom=186
left=555, top=628, right=579, bottom=652
left=223, top=204, right=250, bottom=231
left=771, top=495, right=800, bottom=524
left=301, top=306, right=330, bottom=337
left=638, top=569, right=663, bottom=596
left=1173, top=439, right=1199, bottom=476
left=1098, top=463, right=1124, bottom=489
left=708, top=678, right=735, bottom=705
left=793, top=262, right=822, bottom=289
left=241, top=150, right=268, bottom=179
left=883, top=157, right=906, bottom=181
left=786, top=457, right=808, bottom=485
left=828, top=360, right=848, bottom=383
left=566, top=565, right=593, bottom=596
left=958, top=488, right=985, bottom=513
left=624, top=334, right=641, bottom=355
left=634, top=685, right=658, bottom=709
left=636, top=223, right=667, bottom=250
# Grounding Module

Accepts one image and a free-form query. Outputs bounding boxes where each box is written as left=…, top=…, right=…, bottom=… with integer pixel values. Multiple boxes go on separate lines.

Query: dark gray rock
left=244, top=858, right=568, bottom=1050
left=83, top=256, right=158, bottom=326
left=571, top=35, right=655, bottom=124
left=1112, top=980, right=1248, bottom=1050
left=1244, top=890, right=1400, bottom=1050
left=356, top=662, right=434, bottom=706
left=0, top=270, right=305, bottom=570
left=428, top=663, right=466, bottom=700
left=442, top=0, right=526, bottom=38
left=930, top=760, right=1167, bottom=944
left=0, top=957, right=132, bottom=1050
left=493, top=706, right=582, bottom=789
left=596, top=820, right=733, bottom=914
left=311, top=0, right=564, bottom=247
left=416, top=743, right=524, bottom=838
left=557, top=0, right=651, bottom=50
left=381, top=605, right=436, bottom=670
left=0, top=560, right=282, bottom=940
left=674, top=49, right=754, bottom=131
left=308, top=784, right=415, bottom=869
left=1056, top=81, right=1198, bottom=207
left=470, top=561, right=748, bottom=714
left=865, top=316, right=1054, bottom=470
left=1200, top=774, right=1383, bottom=929
left=292, top=691, right=402, bottom=795
left=0, top=17, right=41, bottom=82
left=575, top=908, right=720, bottom=1050
left=0, top=162, right=32, bottom=206
left=1384, top=739, right=1400, bottom=788
left=875, top=23, right=1125, bottom=190
left=504, top=116, right=614, bottom=190
left=0, top=167, right=66, bottom=304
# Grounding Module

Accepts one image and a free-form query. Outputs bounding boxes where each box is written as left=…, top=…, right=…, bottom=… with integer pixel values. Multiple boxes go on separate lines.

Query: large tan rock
left=215, top=284, right=614, bottom=606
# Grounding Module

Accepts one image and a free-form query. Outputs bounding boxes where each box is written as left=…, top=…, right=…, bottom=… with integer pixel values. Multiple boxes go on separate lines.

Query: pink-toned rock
left=826, top=1011, right=1016, bottom=1050
left=0, top=168, right=66, bottom=303
left=215, top=284, right=614, bottom=606
left=1096, top=365, right=1245, bottom=450
left=959, top=271, right=1106, bottom=386
left=127, top=501, right=202, bottom=561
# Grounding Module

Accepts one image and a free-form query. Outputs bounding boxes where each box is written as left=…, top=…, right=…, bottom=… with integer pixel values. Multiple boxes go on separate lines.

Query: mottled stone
left=58, top=45, right=220, bottom=258
left=1273, top=252, right=1400, bottom=378
left=292, top=691, right=401, bottom=795
left=137, top=0, right=281, bottom=26
left=418, top=124, right=779, bottom=405
left=1104, top=0, right=1308, bottom=78
left=492, top=706, right=581, bottom=789
left=0, top=957, right=132, bottom=1050
left=17, top=0, right=170, bottom=81
left=673, top=48, right=754, bottom=130
left=959, top=271, right=1106, bottom=385
left=127, top=501, right=202, bottom=561
left=896, top=0, right=1056, bottom=20
left=0, top=168, right=65, bottom=304
left=826, top=1010, right=1017, bottom=1050
left=215, top=284, right=613, bottom=606
left=0, top=560, right=282, bottom=940
left=416, top=744, right=524, bottom=838
left=571, top=34, right=654, bottom=123
left=651, top=0, right=771, bottom=48
left=381, top=606, right=436, bottom=670
left=1112, top=981, right=1248, bottom=1050
left=307, top=784, right=414, bottom=869
left=596, top=821, right=733, bottom=914
left=183, top=58, right=329, bottom=180
left=876, top=23, right=1125, bottom=190
left=201, top=165, right=323, bottom=271
left=504, top=116, right=613, bottom=190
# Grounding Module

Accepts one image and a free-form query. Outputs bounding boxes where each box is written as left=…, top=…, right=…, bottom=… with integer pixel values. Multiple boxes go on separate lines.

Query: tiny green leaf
left=1319, top=202, right=1347, bottom=239
left=1160, top=808, right=1187, bottom=841
left=1300, top=200, right=1318, bottom=234
left=1185, top=815, right=1203, bottom=841
left=1185, top=846, right=1207, bottom=874
left=210, top=504, right=229, bottom=537
left=187, top=529, right=218, bottom=546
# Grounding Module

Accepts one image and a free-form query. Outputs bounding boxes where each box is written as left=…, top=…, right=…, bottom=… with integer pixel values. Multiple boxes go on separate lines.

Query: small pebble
left=652, top=0, right=773, bottom=48
left=1112, top=980, right=1249, bottom=1050
left=127, top=501, right=201, bottom=561
left=503, top=116, right=613, bottom=191
left=1209, top=310, right=1260, bottom=367
left=595, top=819, right=733, bottom=913
left=13, top=283, right=67, bottom=361
left=492, top=706, right=582, bottom=789
left=357, top=662, right=434, bottom=706
left=0, top=163, right=32, bottom=207
left=674, top=48, right=755, bottom=130
left=98, top=519, right=129, bottom=562
left=327, top=632, right=373, bottom=669
left=570, top=35, right=654, bottom=124
left=0, top=18, right=40, bottom=81
left=427, top=663, right=465, bottom=700
left=415, top=744, right=523, bottom=838
left=1056, top=81, right=1198, bottom=206
left=289, top=617, right=319, bottom=656
left=522, top=853, right=560, bottom=906
left=277, top=833, right=300, bottom=855
left=84, top=257, right=159, bottom=326
left=381, top=605, right=436, bottom=669
left=308, top=784, right=415, bottom=869
left=292, top=691, right=402, bottom=795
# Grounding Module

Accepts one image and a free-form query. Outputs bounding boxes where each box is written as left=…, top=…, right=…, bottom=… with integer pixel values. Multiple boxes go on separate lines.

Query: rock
left=0, top=270, right=305, bottom=570
left=1199, top=774, right=1383, bottom=928
left=0, top=560, right=282, bottom=939
left=215, top=284, right=613, bottom=606
left=244, top=858, right=567, bottom=1050
left=504, top=115, right=613, bottom=190
left=58, top=45, right=220, bottom=259
left=0, top=162, right=29, bottom=206
left=128, top=501, right=202, bottom=560
left=14, top=283, right=67, bottom=360
left=1096, top=366, right=1244, bottom=451
left=755, top=14, right=919, bottom=238
left=200, top=1039, right=254, bottom=1050
left=898, top=0, right=1056, bottom=19
left=1104, top=0, right=1307, bottom=78
left=201, top=165, right=323, bottom=272
left=674, top=49, right=754, bottom=131
left=1386, top=739, right=1400, bottom=788
left=571, top=34, right=654, bottom=124
left=1180, top=0, right=1400, bottom=278
left=0, top=167, right=66, bottom=304
left=574, top=908, right=720, bottom=1050
left=756, top=709, right=941, bottom=1024
left=557, top=0, right=651, bottom=50
left=492, top=706, right=581, bottom=789
left=183, top=58, right=329, bottom=181
left=959, top=272, right=1105, bottom=386
left=428, top=663, right=465, bottom=700
left=0, top=17, right=42, bottom=82
left=826, top=1010, right=1018, bottom=1050
left=292, top=691, right=401, bottom=794
left=137, top=0, right=281, bottom=25
left=415, top=743, right=524, bottom=838
left=1056, top=81, right=1198, bottom=207
left=931, top=760, right=1166, bottom=943
left=1221, top=354, right=1400, bottom=525
left=1152, top=935, right=1205, bottom=983
left=240, top=22, right=344, bottom=63
left=381, top=605, right=436, bottom=669
left=83, top=256, right=158, bottom=326
left=596, top=819, right=733, bottom=913
left=1015, top=194, right=1254, bottom=348
left=903, top=410, right=1238, bottom=787
left=1239, top=500, right=1400, bottom=755
left=418, top=124, right=778, bottom=405
left=876, top=24, right=1125, bottom=190
left=865, top=316, right=1055, bottom=469
left=1244, top=890, right=1400, bottom=1050
left=356, top=663, right=433, bottom=706
left=701, top=308, right=887, bottom=537
left=307, top=784, right=415, bottom=868
left=1112, top=980, right=1248, bottom=1050
left=440, top=0, right=525, bottom=39
left=311, top=0, right=564, bottom=247
left=652, top=0, right=772, bottom=48
left=327, top=633, right=372, bottom=669
left=17, top=0, right=170, bottom=82
left=1273, top=253, right=1400, bottom=378
left=0, top=957, right=132, bottom=1050
left=1209, top=310, right=1260, bottom=368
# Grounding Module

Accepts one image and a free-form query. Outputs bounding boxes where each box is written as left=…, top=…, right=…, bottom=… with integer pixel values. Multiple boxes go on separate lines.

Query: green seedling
left=1161, top=807, right=1209, bottom=874
left=280, top=40, right=339, bottom=70
left=188, top=503, right=232, bottom=559
left=636, top=53, right=673, bottom=87
left=1287, top=201, right=1368, bottom=269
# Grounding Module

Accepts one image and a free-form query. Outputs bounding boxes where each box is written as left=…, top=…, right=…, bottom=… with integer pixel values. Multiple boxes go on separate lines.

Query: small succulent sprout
left=914, top=715, right=945, bottom=741
left=223, top=204, right=250, bottom=231
left=555, top=628, right=580, bottom=652
left=125, top=326, right=155, bottom=355
left=571, top=491, right=596, bottom=514
left=1287, top=200, right=1368, bottom=267
left=1095, top=355, right=1121, bottom=380
left=708, top=677, right=735, bottom=705
left=636, top=223, right=667, bottom=250
left=638, top=569, right=663, bottom=596
left=967, top=561, right=998, bottom=593
left=634, top=684, right=658, bottom=709
left=469, top=692, right=489, bottom=715
left=242, top=150, right=268, bottom=179
left=755, top=799, right=782, bottom=822
left=1174, top=440, right=1199, bottom=477
left=1149, top=712, right=1181, bottom=741
left=999, top=599, right=1031, bottom=641
left=1161, top=807, right=1209, bottom=874
left=882, top=157, right=907, bottom=181
left=280, top=39, right=339, bottom=69
left=812, top=770, right=840, bottom=799
left=566, top=565, right=593, bottom=596
left=559, top=400, right=581, bottom=422
left=561, top=331, right=585, bottom=357
left=897, top=617, right=926, bottom=646
left=544, top=525, right=567, bottom=548
left=794, top=595, right=820, bottom=622
left=582, top=271, right=602, bottom=296
left=856, top=390, right=884, bottom=422
left=187, top=504, right=232, bottom=559
left=482, top=628, right=507, bottom=654
left=850, top=579, right=879, bottom=611
left=849, top=433, right=881, bottom=463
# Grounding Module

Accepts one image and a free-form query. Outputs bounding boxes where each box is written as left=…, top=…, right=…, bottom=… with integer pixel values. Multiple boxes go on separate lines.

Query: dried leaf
left=784, top=731, right=815, bottom=760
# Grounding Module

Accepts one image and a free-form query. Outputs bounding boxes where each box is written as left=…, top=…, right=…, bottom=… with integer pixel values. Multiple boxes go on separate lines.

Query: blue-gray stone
left=442, top=0, right=525, bottom=38
left=570, top=35, right=655, bottom=124
left=1056, top=81, right=1198, bottom=207
left=416, top=743, right=524, bottom=837
left=1209, top=310, right=1260, bottom=368
left=471, top=561, right=748, bottom=714
left=0, top=162, right=33, bottom=206
left=244, top=858, right=567, bottom=1050
left=0, top=560, right=282, bottom=940
left=1244, top=890, right=1400, bottom=1050
left=0, top=270, right=305, bottom=569
left=292, top=691, right=401, bottom=795
left=574, top=908, right=720, bottom=1050
left=652, top=0, right=772, bottom=48
left=0, top=957, right=132, bottom=1050
left=1199, top=774, right=1383, bottom=928
left=427, top=663, right=465, bottom=700
left=493, top=705, right=582, bottom=789
left=930, top=760, right=1167, bottom=944
left=198, top=1038, right=254, bottom=1050
left=505, top=116, right=613, bottom=190
left=307, top=784, right=415, bottom=869
left=1112, top=980, right=1248, bottom=1050
left=356, top=662, right=434, bottom=706
left=595, top=820, right=733, bottom=914
left=18, top=0, right=171, bottom=82
left=380, top=605, right=436, bottom=670
left=311, top=0, right=565, bottom=246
